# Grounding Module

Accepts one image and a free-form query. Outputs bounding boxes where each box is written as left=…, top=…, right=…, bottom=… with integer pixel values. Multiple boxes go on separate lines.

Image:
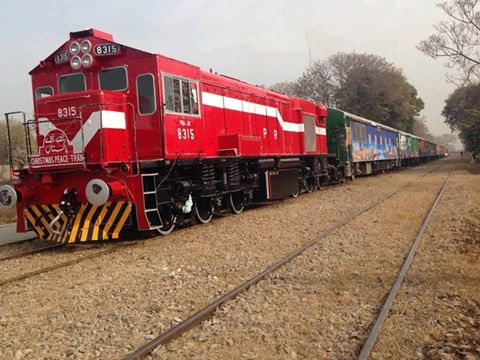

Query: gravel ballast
left=0, top=159, right=461, bottom=359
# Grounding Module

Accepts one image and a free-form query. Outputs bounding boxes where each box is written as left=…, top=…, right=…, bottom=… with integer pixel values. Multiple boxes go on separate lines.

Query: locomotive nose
left=0, top=185, right=18, bottom=209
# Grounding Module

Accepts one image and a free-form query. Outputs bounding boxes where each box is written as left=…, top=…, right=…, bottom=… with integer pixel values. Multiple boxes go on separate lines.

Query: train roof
left=330, top=108, right=446, bottom=146
left=30, top=28, right=326, bottom=112
left=333, top=108, right=399, bottom=133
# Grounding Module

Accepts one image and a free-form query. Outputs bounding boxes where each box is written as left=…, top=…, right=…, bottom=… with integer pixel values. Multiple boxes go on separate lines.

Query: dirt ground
left=0, top=158, right=478, bottom=360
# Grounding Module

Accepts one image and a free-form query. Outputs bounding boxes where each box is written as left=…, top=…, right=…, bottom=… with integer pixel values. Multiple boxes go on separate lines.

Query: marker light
left=70, top=55, right=81, bottom=70
left=81, top=54, right=93, bottom=68
left=69, top=41, right=80, bottom=55
left=81, top=40, right=92, bottom=53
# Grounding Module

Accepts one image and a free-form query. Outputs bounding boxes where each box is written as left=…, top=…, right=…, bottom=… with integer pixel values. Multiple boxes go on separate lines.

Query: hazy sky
left=0, top=0, right=455, bottom=135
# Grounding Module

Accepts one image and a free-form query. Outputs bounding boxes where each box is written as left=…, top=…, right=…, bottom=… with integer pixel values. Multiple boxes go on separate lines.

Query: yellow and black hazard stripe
left=24, top=202, right=132, bottom=243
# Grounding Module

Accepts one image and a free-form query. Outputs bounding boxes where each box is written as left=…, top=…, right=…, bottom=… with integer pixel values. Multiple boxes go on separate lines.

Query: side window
left=190, top=82, right=199, bottom=115
left=361, top=125, right=366, bottom=142
left=173, top=78, right=182, bottom=112
left=59, top=73, right=86, bottom=93
left=35, top=86, right=53, bottom=100
left=136, top=74, right=156, bottom=115
left=164, top=76, right=174, bottom=111
left=181, top=80, right=191, bottom=114
left=353, top=123, right=358, bottom=141
left=163, top=74, right=200, bottom=115
left=99, top=67, right=128, bottom=91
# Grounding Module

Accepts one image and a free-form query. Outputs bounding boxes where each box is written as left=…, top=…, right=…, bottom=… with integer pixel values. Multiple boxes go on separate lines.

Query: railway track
left=0, top=243, right=63, bottom=261
left=0, top=162, right=445, bottom=290
left=0, top=242, right=140, bottom=287
left=121, top=161, right=450, bottom=360
left=356, top=165, right=457, bottom=360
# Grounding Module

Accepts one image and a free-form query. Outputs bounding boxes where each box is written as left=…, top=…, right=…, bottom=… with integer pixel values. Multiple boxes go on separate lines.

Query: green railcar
left=326, top=108, right=351, bottom=171
left=398, top=131, right=420, bottom=166
left=327, top=108, right=399, bottom=177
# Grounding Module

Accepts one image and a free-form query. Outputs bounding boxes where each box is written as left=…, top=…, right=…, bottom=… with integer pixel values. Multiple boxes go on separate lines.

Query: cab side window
left=59, top=73, right=86, bottom=93
left=163, top=74, right=199, bottom=115
left=136, top=74, right=156, bottom=115
left=99, top=66, right=128, bottom=91
left=35, top=86, right=53, bottom=100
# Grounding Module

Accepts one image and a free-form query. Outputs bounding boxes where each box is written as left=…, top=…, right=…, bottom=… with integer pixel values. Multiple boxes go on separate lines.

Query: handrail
left=6, top=102, right=138, bottom=175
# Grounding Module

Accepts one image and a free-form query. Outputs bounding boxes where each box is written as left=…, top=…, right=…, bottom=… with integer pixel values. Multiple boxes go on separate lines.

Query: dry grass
left=0, top=165, right=16, bottom=225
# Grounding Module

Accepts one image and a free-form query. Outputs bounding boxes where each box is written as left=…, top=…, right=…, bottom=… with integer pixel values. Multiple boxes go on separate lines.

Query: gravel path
left=0, top=160, right=448, bottom=359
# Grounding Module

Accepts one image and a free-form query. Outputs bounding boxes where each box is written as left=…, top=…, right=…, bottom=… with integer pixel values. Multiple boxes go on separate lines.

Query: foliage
left=442, top=83, right=480, bottom=152
left=0, top=118, right=28, bottom=169
left=442, top=83, right=480, bottom=130
left=418, top=0, right=480, bottom=85
left=270, top=52, right=424, bottom=133
left=458, top=109, right=480, bottom=152
left=412, top=117, right=435, bottom=140
left=269, top=81, right=298, bottom=97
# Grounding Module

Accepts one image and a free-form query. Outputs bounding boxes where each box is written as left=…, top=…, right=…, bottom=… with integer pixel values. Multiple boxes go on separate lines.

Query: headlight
left=81, top=40, right=92, bottom=53
left=70, top=55, right=82, bottom=70
left=86, top=179, right=110, bottom=206
left=81, top=54, right=93, bottom=68
left=69, top=41, right=80, bottom=55
left=0, top=185, right=18, bottom=210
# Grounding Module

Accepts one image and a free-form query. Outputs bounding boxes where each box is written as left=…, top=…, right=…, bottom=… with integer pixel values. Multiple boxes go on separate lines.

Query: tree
left=442, top=84, right=480, bottom=152
left=412, top=117, right=435, bottom=140
left=442, top=83, right=480, bottom=129
left=272, top=52, right=424, bottom=132
left=433, top=132, right=458, bottom=148
left=418, top=0, right=480, bottom=85
left=0, top=118, right=28, bottom=171
left=294, top=61, right=336, bottom=107
left=269, top=81, right=299, bottom=97
left=458, top=109, right=480, bottom=152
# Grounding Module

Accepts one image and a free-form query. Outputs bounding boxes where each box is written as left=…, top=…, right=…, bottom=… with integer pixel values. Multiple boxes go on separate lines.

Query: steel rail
left=0, top=242, right=138, bottom=287
left=0, top=243, right=63, bottom=261
left=356, top=164, right=456, bottom=360
left=0, top=162, right=445, bottom=288
left=0, top=237, right=35, bottom=249
left=121, top=162, right=448, bottom=360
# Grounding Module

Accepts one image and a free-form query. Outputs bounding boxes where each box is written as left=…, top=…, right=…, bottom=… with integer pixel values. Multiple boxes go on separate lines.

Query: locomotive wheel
left=305, top=178, right=315, bottom=193
left=157, top=205, right=176, bottom=235
left=194, top=197, right=214, bottom=224
left=316, top=178, right=324, bottom=190
left=229, top=191, right=245, bottom=214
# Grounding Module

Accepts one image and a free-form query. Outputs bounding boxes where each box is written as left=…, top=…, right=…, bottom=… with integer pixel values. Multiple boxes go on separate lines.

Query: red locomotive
left=0, top=29, right=332, bottom=243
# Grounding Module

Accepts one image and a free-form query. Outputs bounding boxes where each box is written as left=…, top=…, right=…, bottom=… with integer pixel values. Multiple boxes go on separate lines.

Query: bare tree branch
left=418, top=0, right=480, bottom=84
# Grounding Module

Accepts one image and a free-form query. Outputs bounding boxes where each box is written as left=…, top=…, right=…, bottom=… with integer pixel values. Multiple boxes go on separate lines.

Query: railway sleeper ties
left=121, top=162, right=447, bottom=360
